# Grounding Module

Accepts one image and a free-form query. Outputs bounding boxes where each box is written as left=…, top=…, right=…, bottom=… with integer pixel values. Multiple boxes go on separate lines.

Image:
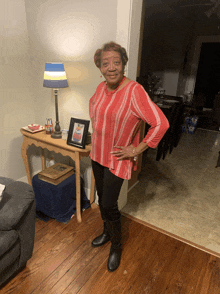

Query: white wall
left=1, top=0, right=143, bottom=180
left=25, top=0, right=118, bottom=132
left=126, top=0, right=143, bottom=81
left=0, top=0, right=39, bottom=179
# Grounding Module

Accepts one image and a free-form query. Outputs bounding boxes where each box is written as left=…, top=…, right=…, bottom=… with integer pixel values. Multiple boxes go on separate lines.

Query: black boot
left=106, top=218, right=122, bottom=272
left=91, top=221, right=110, bottom=247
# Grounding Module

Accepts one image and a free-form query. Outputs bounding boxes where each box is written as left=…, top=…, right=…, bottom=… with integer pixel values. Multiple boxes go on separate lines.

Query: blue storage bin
left=32, top=174, right=90, bottom=223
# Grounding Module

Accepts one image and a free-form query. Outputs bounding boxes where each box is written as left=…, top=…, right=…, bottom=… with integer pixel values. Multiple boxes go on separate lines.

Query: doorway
left=194, top=42, right=220, bottom=109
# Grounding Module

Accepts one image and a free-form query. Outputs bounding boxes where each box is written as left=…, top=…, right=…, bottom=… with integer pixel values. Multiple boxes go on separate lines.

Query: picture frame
left=67, top=117, right=90, bottom=149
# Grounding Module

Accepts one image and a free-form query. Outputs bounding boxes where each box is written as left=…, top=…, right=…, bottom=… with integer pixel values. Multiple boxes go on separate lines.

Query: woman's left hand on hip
left=110, top=145, right=135, bottom=161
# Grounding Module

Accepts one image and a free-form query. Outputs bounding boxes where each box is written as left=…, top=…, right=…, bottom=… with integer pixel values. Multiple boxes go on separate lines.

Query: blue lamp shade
left=43, top=63, right=68, bottom=88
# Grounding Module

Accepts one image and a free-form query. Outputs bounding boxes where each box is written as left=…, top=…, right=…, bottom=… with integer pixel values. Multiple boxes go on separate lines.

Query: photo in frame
left=67, top=118, right=90, bottom=149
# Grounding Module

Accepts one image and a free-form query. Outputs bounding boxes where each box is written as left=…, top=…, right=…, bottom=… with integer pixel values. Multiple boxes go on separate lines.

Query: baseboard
left=197, top=128, right=219, bottom=133
left=17, top=170, right=41, bottom=184
left=127, top=180, right=139, bottom=193
left=83, top=187, right=99, bottom=205
left=122, top=211, right=220, bottom=259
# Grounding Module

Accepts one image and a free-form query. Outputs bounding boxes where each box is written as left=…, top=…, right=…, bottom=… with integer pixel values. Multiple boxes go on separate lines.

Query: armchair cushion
left=0, top=231, right=19, bottom=257
left=0, top=184, right=5, bottom=202
left=0, top=181, right=35, bottom=231
left=0, top=231, right=20, bottom=274
left=0, top=177, right=15, bottom=186
left=0, top=177, right=36, bottom=288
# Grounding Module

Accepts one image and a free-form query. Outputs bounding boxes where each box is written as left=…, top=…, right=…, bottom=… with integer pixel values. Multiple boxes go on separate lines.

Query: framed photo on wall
left=67, top=118, right=90, bottom=149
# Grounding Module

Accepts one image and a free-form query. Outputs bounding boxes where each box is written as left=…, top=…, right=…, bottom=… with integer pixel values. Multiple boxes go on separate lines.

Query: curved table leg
left=41, top=148, right=46, bottom=170
left=21, top=137, right=32, bottom=185
left=75, top=151, right=82, bottom=223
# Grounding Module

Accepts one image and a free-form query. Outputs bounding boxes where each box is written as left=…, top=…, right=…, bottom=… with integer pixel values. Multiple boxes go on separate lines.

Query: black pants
left=91, top=160, right=124, bottom=221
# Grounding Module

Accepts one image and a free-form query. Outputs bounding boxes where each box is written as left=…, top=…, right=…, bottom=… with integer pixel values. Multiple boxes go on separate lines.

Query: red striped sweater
left=89, top=80, right=169, bottom=180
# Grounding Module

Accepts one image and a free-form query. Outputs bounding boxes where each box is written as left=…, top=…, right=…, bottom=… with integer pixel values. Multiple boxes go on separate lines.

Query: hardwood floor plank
left=77, top=218, right=147, bottom=294
left=120, top=230, right=185, bottom=294
left=34, top=218, right=55, bottom=233
left=205, top=255, right=220, bottom=294
left=164, top=245, right=210, bottom=293
left=1, top=208, right=100, bottom=294
left=33, top=219, right=66, bottom=253
left=194, top=255, right=218, bottom=294
left=61, top=245, right=109, bottom=294
left=2, top=208, right=220, bottom=294
left=32, top=228, right=104, bottom=294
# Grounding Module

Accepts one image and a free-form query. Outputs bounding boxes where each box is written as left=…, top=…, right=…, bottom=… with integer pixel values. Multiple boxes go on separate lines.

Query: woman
left=89, top=41, right=169, bottom=272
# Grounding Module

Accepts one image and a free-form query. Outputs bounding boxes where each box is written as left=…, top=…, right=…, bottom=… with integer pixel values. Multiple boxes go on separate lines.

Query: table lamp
left=43, top=63, right=68, bottom=138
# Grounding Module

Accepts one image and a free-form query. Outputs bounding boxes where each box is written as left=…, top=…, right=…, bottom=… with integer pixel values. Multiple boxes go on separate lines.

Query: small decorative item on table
left=38, top=163, right=74, bottom=185
left=62, top=129, right=68, bottom=140
left=67, top=118, right=90, bottom=149
left=28, top=124, right=41, bottom=131
left=45, top=118, right=53, bottom=134
left=22, top=124, right=45, bottom=133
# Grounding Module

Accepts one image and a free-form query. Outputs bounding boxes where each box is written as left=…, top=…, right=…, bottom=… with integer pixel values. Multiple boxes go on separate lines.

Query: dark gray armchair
left=0, top=177, right=36, bottom=289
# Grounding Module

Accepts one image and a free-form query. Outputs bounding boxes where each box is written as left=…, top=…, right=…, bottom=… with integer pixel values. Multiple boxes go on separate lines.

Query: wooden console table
left=20, top=129, right=96, bottom=222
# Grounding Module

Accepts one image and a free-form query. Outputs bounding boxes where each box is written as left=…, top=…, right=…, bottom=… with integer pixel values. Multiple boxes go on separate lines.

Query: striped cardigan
left=89, top=80, right=169, bottom=180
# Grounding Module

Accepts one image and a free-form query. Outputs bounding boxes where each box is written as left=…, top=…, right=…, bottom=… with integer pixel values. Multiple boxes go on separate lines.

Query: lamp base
left=51, top=131, right=62, bottom=139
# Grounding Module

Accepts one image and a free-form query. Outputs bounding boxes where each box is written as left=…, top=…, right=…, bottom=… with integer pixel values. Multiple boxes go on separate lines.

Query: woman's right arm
left=131, top=85, right=169, bottom=149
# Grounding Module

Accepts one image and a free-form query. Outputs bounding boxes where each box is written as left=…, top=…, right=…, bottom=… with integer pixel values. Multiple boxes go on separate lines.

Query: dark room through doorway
left=194, top=42, right=220, bottom=109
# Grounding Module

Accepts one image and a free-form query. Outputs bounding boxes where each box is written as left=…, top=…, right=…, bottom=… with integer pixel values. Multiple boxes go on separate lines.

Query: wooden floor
left=2, top=207, right=220, bottom=294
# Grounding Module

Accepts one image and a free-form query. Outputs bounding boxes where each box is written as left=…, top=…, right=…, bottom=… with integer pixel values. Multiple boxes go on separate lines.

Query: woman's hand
left=110, top=145, right=137, bottom=161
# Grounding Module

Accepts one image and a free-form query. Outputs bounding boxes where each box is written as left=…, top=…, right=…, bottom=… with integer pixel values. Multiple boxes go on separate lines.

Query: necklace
left=105, top=76, right=126, bottom=96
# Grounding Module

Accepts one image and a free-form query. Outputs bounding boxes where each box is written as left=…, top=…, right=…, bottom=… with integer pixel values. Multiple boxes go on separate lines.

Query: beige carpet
left=122, top=128, right=220, bottom=254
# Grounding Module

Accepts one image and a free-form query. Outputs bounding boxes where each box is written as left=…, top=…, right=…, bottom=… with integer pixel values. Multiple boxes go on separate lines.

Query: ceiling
left=144, top=0, right=219, bottom=23
left=162, top=0, right=212, bottom=6
left=167, top=0, right=214, bottom=19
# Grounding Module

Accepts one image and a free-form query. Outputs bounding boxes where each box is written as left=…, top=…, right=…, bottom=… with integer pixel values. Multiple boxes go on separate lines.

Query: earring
left=100, top=75, right=102, bottom=78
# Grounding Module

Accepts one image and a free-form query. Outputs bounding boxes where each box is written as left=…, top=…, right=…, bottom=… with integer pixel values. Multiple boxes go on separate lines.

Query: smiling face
left=100, top=50, right=125, bottom=89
